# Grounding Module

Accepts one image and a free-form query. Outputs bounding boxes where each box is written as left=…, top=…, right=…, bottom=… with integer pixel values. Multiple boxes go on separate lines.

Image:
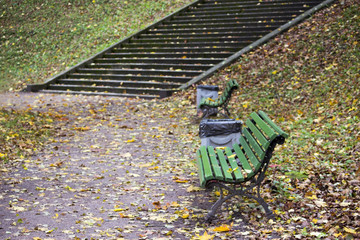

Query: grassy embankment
left=171, top=1, right=359, bottom=238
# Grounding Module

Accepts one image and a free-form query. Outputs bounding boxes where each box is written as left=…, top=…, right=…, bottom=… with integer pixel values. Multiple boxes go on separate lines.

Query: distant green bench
left=199, top=79, right=239, bottom=118
left=196, top=110, right=289, bottom=221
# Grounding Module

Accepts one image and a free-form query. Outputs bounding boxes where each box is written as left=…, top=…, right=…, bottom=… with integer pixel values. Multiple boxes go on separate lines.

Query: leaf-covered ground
left=0, top=106, right=54, bottom=162
left=1, top=0, right=359, bottom=239
left=0, top=93, right=201, bottom=239
left=173, top=0, right=360, bottom=238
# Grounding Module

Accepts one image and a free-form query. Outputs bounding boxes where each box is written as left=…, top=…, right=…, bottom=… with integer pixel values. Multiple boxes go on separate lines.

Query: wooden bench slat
left=259, top=110, right=289, bottom=138
left=196, top=150, right=206, bottom=187
left=224, top=148, right=244, bottom=181
left=233, top=144, right=255, bottom=179
left=224, top=86, right=230, bottom=97
left=239, top=136, right=261, bottom=171
left=250, top=112, right=277, bottom=141
left=246, top=119, right=270, bottom=150
left=243, top=128, right=265, bottom=160
left=219, top=95, right=225, bottom=105
left=199, top=146, right=214, bottom=182
left=216, top=148, right=234, bottom=181
left=207, top=147, right=225, bottom=181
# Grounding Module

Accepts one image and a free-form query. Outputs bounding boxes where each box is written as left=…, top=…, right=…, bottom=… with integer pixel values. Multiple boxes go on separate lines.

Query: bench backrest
left=199, top=79, right=239, bottom=107
left=241, top=111, right=288, bottom=173
left=197, top=111, right=288, bottom=187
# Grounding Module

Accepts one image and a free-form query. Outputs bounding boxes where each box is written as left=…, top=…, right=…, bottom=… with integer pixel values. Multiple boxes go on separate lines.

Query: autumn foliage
left=0, top=0, right=359, bottom=239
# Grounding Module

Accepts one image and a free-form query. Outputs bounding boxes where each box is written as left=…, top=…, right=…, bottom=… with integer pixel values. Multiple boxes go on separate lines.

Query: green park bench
left=199, top=79, right=239, bottom=118
left=196, top=110, right=289, bottom=221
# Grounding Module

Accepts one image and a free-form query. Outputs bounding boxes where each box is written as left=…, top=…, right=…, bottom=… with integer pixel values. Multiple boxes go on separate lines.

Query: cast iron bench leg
left=243, top=191, right=275, bottom=220
left=205, top=184, right=235, bottom=222
left=205, top=182, right=275, bottom=222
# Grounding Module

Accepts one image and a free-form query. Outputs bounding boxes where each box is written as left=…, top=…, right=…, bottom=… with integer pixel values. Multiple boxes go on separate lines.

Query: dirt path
left=0, top=92, right=263, bottom=239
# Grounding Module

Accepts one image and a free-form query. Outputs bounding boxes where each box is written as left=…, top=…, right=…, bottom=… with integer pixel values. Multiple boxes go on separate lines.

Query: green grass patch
left=0, top=108, right=54, bottom=162
left=0, top=0, right=192, bottom=91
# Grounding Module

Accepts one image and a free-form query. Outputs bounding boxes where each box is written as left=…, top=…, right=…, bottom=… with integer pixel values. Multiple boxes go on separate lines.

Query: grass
left=0, top=0, right=193, bottom=91
left=0, top=108, right=54, bottom=162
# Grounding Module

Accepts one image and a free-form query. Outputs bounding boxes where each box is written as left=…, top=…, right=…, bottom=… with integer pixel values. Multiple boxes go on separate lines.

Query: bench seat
left=196, top=110, right=289, bottom=221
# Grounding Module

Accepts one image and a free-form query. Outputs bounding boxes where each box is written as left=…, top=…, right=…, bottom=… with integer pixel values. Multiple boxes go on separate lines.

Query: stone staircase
left=26, top=0, right=330, bottom=99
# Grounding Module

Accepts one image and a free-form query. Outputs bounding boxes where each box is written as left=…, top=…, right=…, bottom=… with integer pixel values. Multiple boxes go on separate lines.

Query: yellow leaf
left=207, top=97, right=215, bottom=102
left=139, top=163, right=152, bottom=168
left=65, top=186, right=75, bottom=192
left=125, top=139, right=135, bottom=143
left=334, top=232, right=343, bottom=237
left=306, top=194, right=317, bottom=200
left=227, top=167, right=238, bottom=173
left=344, top=227, right=357, bottom=234
left=197, top=231, right=214, bottom=240
left=170, top=202, right=180, bottom=208
left=215, top=147, right=226, bottom=150
left=181, top=213, right=189, bottom=219
left=186, top=185, right=201, bottom=192
left=119, top=213, right=130, bottom=218
left=113, top=208, right=125, bottom=212
left=175, top=179, right=189, bottom=183
left=213, top=223, right=233, bottom=232
left=74, top=126, right=90, bottom=131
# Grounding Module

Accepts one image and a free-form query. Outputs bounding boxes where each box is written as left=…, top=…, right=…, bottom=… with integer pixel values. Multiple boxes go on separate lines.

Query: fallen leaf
left=213, top=223, right=233, bottom=232
left=73, top=126, right=90, bottom=131
left=186, top=185, right=201, bottom=192
left=314, top=200, right=327, bottom=207
left=197, top=231, right=214, bottom=240
left=344, top=227, right=357, bottom=234
left=175, top=179, right=189, bottom=183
